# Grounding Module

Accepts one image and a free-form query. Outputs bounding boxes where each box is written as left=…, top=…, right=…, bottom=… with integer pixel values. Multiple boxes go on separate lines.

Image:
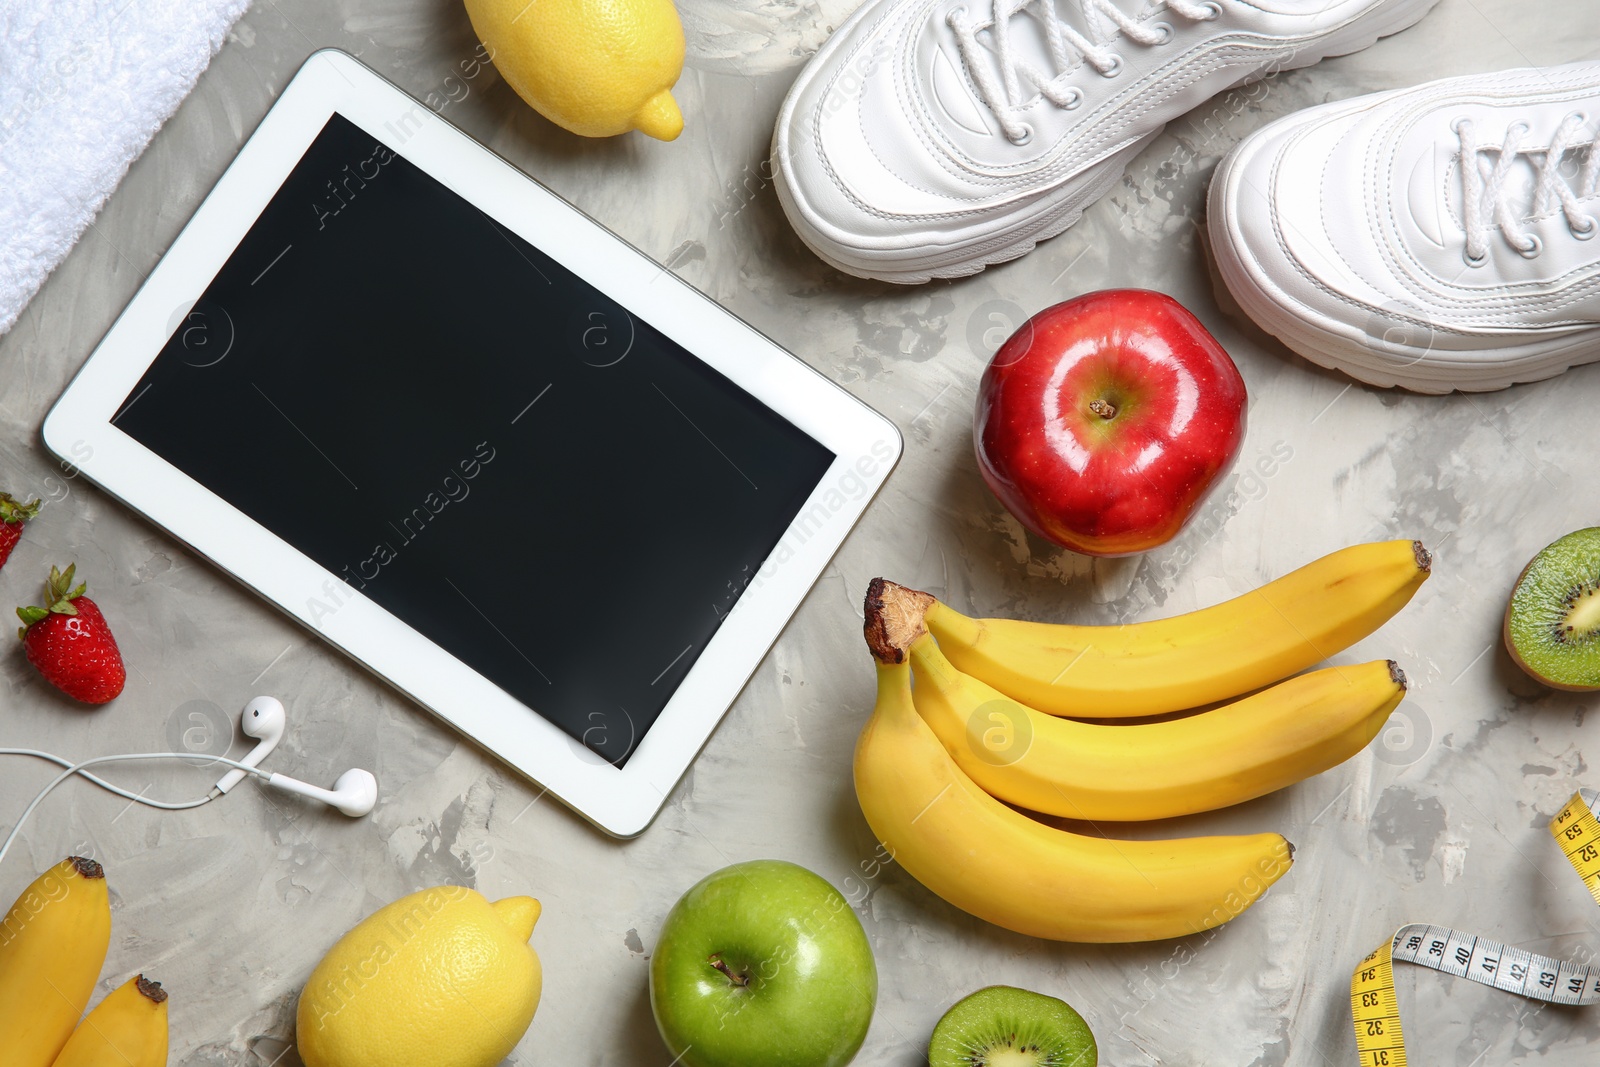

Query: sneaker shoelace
left=1457, top=113, right=1600, bottom=264
left=947, top=0, right=1218, bottom=144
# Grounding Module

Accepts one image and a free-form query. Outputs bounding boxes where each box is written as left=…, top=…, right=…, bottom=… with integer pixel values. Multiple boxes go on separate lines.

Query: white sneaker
left=1209, top=62, right=1600, bottom=393
left=772, top=0, right=1439, bottom=284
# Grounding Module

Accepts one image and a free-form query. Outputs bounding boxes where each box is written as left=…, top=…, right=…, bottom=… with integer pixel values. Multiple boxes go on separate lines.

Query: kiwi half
left=928, top=985, right=1096, bottom=1067
left=1505, top=528, right=1600, bottom=691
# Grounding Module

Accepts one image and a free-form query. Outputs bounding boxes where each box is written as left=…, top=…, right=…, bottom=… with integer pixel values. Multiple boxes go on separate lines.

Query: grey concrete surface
left=1, top=0, right=1598, bottom=1063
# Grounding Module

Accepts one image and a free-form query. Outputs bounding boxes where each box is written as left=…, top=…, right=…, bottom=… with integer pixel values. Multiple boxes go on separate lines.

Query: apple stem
left=708, top=954, right=750, bottom=988
left=1088, top=398, right=1117, bottom=419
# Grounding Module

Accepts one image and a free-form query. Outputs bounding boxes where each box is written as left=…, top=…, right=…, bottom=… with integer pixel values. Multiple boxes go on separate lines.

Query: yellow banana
left=51, top=976, right=168, bottom=1067
left=908, top=632, right=1405, bottom=821
left=854, top=656, right=1293, bottom=942
left=0, top=857, right=113, bottom=1067
left=906, top=539, right=1430, bottom=718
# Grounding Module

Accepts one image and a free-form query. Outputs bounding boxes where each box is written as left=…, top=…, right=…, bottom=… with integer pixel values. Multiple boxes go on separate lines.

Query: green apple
left=649, top=859, right=877, bottom=1067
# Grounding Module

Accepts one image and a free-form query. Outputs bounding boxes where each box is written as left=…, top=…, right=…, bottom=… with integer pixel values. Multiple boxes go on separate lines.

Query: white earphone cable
left=0, top=751, right=274, bottom=871
left=0, top=748, right=219, bottom=810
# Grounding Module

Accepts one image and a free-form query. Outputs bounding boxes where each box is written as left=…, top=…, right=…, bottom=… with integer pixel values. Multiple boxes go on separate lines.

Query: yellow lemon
left=464, top=0, right=686, bottom=140
left=296, top=887, right=542, bottom=1067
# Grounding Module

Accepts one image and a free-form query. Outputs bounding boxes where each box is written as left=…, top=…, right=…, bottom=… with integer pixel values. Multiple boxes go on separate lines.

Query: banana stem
left=69, top=856, right=104, bottom=880
left=863, top=579, right=936, bottom=664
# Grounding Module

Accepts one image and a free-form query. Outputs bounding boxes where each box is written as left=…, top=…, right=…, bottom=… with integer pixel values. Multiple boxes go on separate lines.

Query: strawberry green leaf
left=48, top=564, right=74, bottom=597
left=0, top=493, right=40, bottom=525
left=22, top=564, right=89, bottom=624
left=40, top=564, right=86, bottom=610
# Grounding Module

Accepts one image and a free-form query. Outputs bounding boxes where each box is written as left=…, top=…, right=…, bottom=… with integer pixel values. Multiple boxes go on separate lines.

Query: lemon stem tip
left=492, top=895, right=542, bottom=942
left=634, top=90, right=683, bottom=141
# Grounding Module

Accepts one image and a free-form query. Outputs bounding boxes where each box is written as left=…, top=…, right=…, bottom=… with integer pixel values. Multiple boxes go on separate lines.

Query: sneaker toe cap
left=778, top=68, right=980, bottom=256
left=1217, top=109, right=1408, bottom=329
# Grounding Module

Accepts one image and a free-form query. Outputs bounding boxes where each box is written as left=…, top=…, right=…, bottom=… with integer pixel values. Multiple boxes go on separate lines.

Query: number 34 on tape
left=1350, top=789, right=1600, bottom=1066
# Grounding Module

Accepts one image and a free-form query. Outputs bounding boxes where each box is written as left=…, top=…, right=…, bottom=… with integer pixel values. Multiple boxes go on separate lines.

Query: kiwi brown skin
left=1503, top=541, right=1600, bottom=692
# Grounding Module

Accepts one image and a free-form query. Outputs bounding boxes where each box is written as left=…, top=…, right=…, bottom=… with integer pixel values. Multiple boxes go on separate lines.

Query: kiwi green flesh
left=1506, top=528, right=1600, bottom=691
left=928, top=986, right=1097, bottom=1067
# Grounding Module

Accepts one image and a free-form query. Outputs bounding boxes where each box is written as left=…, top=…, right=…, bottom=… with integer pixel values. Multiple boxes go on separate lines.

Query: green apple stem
left=707, top=954, right=750, bottom=988
left=1088, top=398, right=1117, bottom=419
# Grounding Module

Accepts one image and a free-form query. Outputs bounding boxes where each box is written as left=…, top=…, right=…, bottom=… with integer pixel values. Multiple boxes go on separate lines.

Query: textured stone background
left=0, top=0, right=1596, bottom=1063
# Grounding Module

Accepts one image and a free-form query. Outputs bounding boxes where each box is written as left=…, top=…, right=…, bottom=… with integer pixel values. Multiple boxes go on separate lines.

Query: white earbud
left=219, top=696, right=378, bottom=817
left=265, top=768, right=379, bottom=817
left=214, top=695, right=286, bottom=794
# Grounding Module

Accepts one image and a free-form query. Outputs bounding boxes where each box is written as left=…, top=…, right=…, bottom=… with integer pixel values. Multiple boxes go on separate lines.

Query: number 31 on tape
left=1350, top=789, right=1600, bottom=1066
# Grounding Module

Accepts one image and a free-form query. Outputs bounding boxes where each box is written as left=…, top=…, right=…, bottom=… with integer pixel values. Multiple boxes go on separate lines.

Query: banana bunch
left=854, top=540, right=1430, bottom=943
left=0, top=857, right=169, bottom=1067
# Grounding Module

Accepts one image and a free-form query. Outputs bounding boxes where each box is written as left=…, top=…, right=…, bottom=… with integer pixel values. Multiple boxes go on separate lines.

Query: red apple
left=975, top=289, right=1247, bottom=557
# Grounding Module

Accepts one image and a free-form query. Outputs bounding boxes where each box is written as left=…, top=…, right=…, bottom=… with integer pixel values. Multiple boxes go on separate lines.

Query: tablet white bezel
left=43, top=49, right=901, bottom=838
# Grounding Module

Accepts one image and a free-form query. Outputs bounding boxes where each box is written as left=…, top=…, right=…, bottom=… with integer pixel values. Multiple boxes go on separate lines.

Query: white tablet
left=43, top=49, right=900, bottom=837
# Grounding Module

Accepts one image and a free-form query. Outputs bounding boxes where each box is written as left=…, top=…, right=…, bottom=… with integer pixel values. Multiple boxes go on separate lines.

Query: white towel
left=0, top=0, right=251, bottom=337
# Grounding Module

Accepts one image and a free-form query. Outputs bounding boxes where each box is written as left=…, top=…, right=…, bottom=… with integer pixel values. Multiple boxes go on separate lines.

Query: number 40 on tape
left=1350, top=789, right=1600, bottom=1066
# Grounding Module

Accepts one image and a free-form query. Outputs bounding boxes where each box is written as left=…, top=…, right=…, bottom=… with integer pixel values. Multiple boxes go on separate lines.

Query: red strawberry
left=0, top=492, right=41, bottom=572
left=16, top=564, right=126, bottom=704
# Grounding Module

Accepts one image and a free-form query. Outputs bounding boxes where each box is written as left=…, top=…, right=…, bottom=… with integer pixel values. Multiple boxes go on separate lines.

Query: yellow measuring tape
left=1553, top=787, right=1600, bottom=907
left=1350, top=789, right=1600, bottom=1066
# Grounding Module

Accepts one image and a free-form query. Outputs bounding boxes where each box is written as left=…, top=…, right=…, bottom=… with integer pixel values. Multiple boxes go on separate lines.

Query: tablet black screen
left=113, top=113, right=835, bottom=766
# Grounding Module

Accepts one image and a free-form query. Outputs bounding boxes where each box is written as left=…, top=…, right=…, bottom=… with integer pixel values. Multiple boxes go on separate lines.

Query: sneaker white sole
left=771, top=128, right=1157, bottom=285
left=774, top=0, right=1444, bottom=284
left=1207, top=106, right=1600, bottom=394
